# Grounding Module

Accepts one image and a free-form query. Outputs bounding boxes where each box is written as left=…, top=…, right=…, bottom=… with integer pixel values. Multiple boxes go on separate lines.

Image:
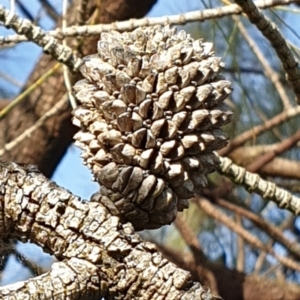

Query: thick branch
left=0, top=161, right=215, bottom=299
left=0, top=258, right=102, bottom=300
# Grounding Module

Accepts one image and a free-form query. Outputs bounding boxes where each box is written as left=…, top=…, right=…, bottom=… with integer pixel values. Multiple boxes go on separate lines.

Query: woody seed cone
left=72, top=26, right=232, bottom=230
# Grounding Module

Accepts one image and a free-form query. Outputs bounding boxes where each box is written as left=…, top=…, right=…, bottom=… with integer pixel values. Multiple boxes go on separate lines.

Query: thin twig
left=0, top=63, right=61, bottom=120
left=253, top=250, right=267, bottom=274
left=174, top=215, right=218, bottom=293
left=196, top=196, right=300, bottom=272
left=76, top=0, right=89, bottom=26
left=15, top=0, right=34, bottom=22
left=0, top=70, right=22, bottom=87
left=235, top=214, right=245, bottom=272
left=0, top=6, right=83, bottom=70
left=218, top=155, right=300, bottom=216
left=39, top=0, right=59, bottom=22
left=14, top=249, right=41, bottom=276
left=174, top=215, right=205, bottom=258
left=10, top=0, right=15, bottom=15
left=219, top=105, right=300, bottom=156
left=61, top=0, right=77, bottom=109
left=0, top=94, right=68, bottom=156
left=234, top=0, right=300, bottom=103
left=0, top=0, right=298, bottom=45
left=247, top=129, right=300, bottom=172
left=234, top=16, right=292, bottom=110
left=215, top=197, right=300, bottom=260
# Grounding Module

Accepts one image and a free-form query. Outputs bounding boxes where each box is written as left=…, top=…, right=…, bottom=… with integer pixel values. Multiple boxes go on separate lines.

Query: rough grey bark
left=0, top=259, right=101, bottom=300
left=0, top=161, right=215, bottom=299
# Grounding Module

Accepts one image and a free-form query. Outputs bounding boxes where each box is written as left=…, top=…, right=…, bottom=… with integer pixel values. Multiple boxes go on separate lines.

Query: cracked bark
left=0, top=161, right=214, bottom=299
left=0, top=258, right=102, bottom=300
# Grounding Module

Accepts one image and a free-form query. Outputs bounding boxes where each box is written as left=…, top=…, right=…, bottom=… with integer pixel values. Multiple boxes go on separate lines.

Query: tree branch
left=39, top=0, right=60, bottom=23
left=218, top=155, right=300, bottom=215
left=174, top=215, right=218, bottom=293
left=195, top=196, right=300, bottom=271
left=229, top=146, right=300, bottom=180
left=0, top=6, right=83, bottom=71
left=234, top=15, right=292, bottom=110
left=0, top=160, right=215, bottom=299
left=214, top=197, right=300, bottom=260
left=0, top=258, right=102, bottom=299
left=246, top=130, right=300, bottom=172
left=158, top=244, right=300, bottom=300
left=1, top=0, right=297, bottom=45
left=234, top=0, right=300, bottom=103
left=219, top=105, right=300, bottom=156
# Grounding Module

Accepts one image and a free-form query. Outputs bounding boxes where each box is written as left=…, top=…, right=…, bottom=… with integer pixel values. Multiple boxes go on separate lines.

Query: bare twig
left=247, top=129, right=300, bottom=172
left=234, top=0, right=300, bottom=103
left=14, top=249, right=40, bottom=276
left=254, top=251, right=268, bottom=274
left=39, top=0, right=59, bottom=22
left=228, top=146, right=300, bottom=181
left=15, top=0, right=34, bottom=22
left=76, top=0, right=89, bottom=26
left=0, top=0, right=298, bottom=45
left=175, top=215, right=205, bottom=256
left=61, top=0, right=77, bottom=109
left=0, top=63, right=61, bottom=120
left=196, top=196, right=300, bottom=271
left=9, top=0, right=15, bottom=15
left=234, top=16, right=292, bottom=110
left=0, top=70, right=22, bottom=87
left=174, top=215, right=218, bottom=294
left=215, top=198, right=300, bottom=260
left=235, top=214, right=245, bottom=272
left=219, top=105, right=300, bottom=156
left=0, top=6, right=82, bottom=70
left=218, top=155, right=300, bottom=216
left=0, top=94, right=68, bottom=156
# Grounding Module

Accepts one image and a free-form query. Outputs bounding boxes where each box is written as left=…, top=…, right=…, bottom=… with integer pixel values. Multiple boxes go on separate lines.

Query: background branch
left=234, top=0, right=300, bottom=103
